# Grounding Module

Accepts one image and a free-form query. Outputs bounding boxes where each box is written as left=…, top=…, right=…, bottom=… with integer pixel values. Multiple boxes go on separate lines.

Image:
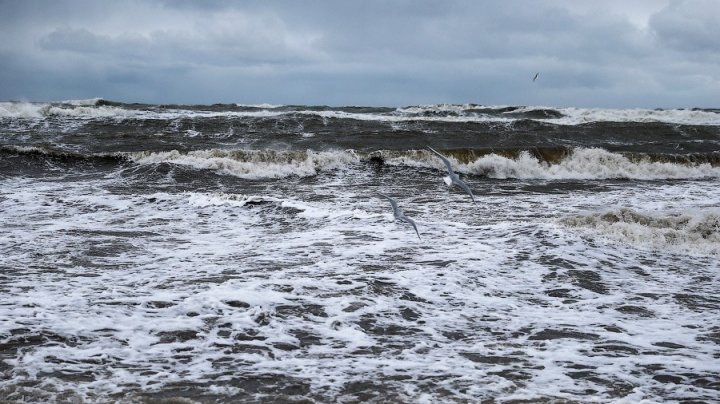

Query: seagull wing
left=400, top=215, right=421, bottom=240
left=427, top=146, right=455, bottom=175
left=377, top=193, right=398, bottom=211
left=453, top=178, right=476, bottom=203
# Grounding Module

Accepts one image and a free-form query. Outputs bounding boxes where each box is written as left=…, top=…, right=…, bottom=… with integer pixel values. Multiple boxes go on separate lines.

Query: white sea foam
left=127, top=149, right=360, bottom=179
left=396, top=103, right=484, bottom=114
left=1, top=145, right=51, bottom=154
left=0, top=102, right=46, bottom=119
left=186, top=192, right=279, bottom=208
left=46, top=105, right=141, bottom=119
left=1, top=151, right=719, bottom=402
left=310, top=108, right=514, bottom=124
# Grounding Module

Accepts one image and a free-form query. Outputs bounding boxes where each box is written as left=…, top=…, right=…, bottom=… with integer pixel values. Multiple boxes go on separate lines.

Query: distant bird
left=377, top=193, right=421, bottom=240
left=533, top=72, right=539, bottom=82
left=427, top=146, right=476, bottom=203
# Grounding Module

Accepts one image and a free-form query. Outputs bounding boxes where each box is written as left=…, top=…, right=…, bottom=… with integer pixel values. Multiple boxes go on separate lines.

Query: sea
left=1, top=99, right=719, bottom=403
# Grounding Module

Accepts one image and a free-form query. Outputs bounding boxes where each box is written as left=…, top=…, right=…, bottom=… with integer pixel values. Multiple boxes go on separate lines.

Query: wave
left=2, top=100, right=719, bottom=126
left=5, top=145, right=719, bottom=181
left=562, top=208, right=720, bottom=255
left=235, top=103, right=284, bottom=109
left=0, top=100, right=142, bottom=119
left=373, top=147, right=720, bottom=180
left=126, top=149, right=360, bottom=179
left=0, top=145, right=125, bottom=164
left=62, top=98, right=105, bottom=106
left=467, top=148, right=720, bottom=180
left=394, top=104, right=720, bottom=125
left=548, top=107, right=720, bottom=126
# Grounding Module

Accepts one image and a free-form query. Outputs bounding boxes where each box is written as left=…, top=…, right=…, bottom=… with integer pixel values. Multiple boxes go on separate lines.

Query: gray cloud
left=650, top=0, right=720, bottom=54
left=36, top=12, right=322, bottom=67
left=0, top=0, right=718, bottom=107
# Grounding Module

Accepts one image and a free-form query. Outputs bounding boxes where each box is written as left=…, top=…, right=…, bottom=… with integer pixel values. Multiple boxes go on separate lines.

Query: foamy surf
left=186, top=192, right=280, bottom=208
left=2, top=100, right=719, bottom=403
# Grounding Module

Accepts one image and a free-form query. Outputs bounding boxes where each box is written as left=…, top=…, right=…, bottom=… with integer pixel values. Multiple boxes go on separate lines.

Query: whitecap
left=382, top=148, right=720, bottom=180
left=127, top=149, right=360, bottom=179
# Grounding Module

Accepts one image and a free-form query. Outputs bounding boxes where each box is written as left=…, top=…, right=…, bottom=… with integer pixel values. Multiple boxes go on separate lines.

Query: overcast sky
left=1, top=0, right=718, bottom=107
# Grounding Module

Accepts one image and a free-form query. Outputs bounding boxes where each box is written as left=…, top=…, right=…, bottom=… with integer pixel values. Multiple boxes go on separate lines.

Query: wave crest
left=2, top=101, right=719, bottom=125
left=376, top=148, right=720, bottom=180
left=0, top=100, right=138, bottom=119
left=468, top=148, right=720, bottom=180
left=127, top=149, right=359, bottom=179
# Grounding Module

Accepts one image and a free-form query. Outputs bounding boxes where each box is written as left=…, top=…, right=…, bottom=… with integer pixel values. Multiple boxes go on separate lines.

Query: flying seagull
left=427, top=146, right=476, bottom=203
left=533, top=72, right=539, bottom=82
left=377, top=193, right=421, bottom=240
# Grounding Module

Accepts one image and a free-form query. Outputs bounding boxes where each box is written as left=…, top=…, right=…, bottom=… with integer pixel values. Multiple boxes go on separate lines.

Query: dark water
left=1, top=100, right=719, bottom=402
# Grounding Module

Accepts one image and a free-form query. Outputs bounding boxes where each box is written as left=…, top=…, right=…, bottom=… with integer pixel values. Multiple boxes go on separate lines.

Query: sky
left=1, top=0, right=718, bottom=107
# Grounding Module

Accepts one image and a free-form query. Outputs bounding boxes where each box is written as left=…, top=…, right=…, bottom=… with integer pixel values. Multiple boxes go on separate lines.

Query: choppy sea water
left=1, top=99, right=719, bottom=402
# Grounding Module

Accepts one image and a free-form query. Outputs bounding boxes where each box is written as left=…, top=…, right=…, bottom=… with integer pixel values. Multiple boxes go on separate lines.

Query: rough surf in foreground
left=1, top=101, right=719, bottom=402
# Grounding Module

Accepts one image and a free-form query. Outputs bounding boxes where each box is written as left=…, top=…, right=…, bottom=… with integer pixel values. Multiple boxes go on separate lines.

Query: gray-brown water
left=1, top=100, right=719, bottom=402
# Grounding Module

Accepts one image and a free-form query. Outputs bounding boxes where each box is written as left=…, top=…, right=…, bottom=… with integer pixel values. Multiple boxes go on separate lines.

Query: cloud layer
left=1, top=0, right=718, bottom=107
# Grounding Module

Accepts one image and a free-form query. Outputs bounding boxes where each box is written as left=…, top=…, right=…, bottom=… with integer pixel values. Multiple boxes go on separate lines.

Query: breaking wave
left=549, top=106, right=720, bottom=126
left=0, top=145, right=125, bottom=165
left=4, top=145, right=720, bottom=181
left=2, top=100, right=719, bottom=126
left=127, top=149, right=360, bottom=179
left=375, top=148, right=720, bottom=180
left=397, top=104, right=720, bottom=125
left=562, top=208, right=720, bottom=255
left=0, top=100, right=140, bottom=119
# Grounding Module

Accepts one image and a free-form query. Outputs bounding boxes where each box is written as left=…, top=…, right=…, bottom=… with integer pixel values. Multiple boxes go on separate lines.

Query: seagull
left=377, top=193, right=421, bottom=240
left=533, top=72, right=539, bottom=82
left=427, top=146, right=476, bottom=203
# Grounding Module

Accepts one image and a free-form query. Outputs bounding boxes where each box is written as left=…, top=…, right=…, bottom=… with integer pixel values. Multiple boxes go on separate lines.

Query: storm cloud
left=1, top=0, right=718, bottom=107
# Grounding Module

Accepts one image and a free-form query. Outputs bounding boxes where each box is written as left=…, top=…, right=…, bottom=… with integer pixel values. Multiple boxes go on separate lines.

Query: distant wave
left=2, top=100, right=719, bottom=125
left=393, top=104, right=720, bottom=125
left=562, top=208, right=720, bottom=255
left=0, top=145, right=125, bottom=164
left=547, top=106, right=720, bottom=126
left=0, top=100, right=141, bottom=119
left=62, top=98, right=105, bottom=106
left=234, top=103, right=284, bottom=109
